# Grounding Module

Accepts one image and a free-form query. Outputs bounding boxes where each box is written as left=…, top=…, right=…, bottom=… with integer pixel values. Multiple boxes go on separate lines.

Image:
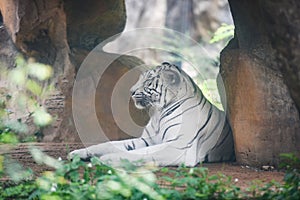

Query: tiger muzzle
left=131, top=92, right=150, bottom=108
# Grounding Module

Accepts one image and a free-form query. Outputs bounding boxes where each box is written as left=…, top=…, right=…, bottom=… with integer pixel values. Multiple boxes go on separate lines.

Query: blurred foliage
left=157, top=23, right=235, bottom=111
left=0, top=55, right=54, bottom=143
left=199, top=79, right=223, bottom=110
left=210, top=23, right=234, bottom=44
left=0, top=56, right=55, bottom=189
left=0, top=150, right=299, bottom=199
left=3, top=157, right=33, bottom=183
left=160, top=33, right=219, bottom=79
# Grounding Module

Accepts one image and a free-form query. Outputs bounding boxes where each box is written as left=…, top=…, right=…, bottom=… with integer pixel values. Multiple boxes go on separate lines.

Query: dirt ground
left=1, top=143, right=284, bottom=189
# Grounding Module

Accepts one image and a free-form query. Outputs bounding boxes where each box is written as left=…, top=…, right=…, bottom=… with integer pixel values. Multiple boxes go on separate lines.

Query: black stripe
left=162, top=95, right=205, bottom=126
left=198, top=93, right=205, bottom=106
left=150, top=121, right=159, bottom=135
left=165, top=134, right=183, bottom=142
left=131, top=140, right=136, bottom=150
left=159, top=83, right=163, bottom=97
left=187, top=104, right=213, bottom=146
left=161, top=94, right=201, bottom=122
left=163, top=87, right=168, bottom=106
left=155, top=78, right=159, bottom=89
left=197, top=111, right=223, bottom=147
left=161, top=101, right=182, bottom=117
left=164, top=103, right=181, bottom=116
left=177, top=143, right=193, bottom=150
left=125, top=144, right=134, bottom=151
left=141, top=138, right=149, bottom=147
left=200, top=97, right=208, bottom=110
left=210, top=126, right=231, bottom=150
left=162, top=123, right=181, bottom=141
left=188, top=76, right=198, bottom=94
left=163, top=100, right=203, bottom=125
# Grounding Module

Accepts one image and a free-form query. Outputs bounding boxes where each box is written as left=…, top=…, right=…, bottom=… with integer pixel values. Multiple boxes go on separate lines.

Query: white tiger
left=69, top=62, right=235, bottom=167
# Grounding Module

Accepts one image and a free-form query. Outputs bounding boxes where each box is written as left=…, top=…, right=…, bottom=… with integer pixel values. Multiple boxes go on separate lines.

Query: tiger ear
left=163, top=70, right=181, bottom=85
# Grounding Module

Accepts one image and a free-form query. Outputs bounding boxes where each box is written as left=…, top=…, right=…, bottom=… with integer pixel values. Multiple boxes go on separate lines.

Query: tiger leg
left=68, top=137, right=149, bottom=160
left=99, top=143, right=190, bottom=167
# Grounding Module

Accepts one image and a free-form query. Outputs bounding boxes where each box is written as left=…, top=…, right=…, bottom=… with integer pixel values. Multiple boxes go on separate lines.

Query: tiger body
left=69, top=62, right=235, bottom=167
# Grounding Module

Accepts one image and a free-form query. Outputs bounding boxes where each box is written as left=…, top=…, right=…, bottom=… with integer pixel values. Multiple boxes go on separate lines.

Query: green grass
left=0, top=150, right=299, bottom=200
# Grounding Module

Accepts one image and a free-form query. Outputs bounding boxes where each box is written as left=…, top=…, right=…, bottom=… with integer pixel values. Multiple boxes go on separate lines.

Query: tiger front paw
left=68, top=149, right=91, bottom=161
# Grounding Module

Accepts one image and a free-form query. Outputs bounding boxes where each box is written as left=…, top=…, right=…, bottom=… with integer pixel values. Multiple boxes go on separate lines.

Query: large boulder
left=220, top=0, right=300, bottom=166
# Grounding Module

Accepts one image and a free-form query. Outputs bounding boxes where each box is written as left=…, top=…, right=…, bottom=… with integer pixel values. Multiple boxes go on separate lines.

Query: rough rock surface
left=261, top=0, right=300, bottom=112
left=0, top=0, right=75, bottom=141
left=0, top=0, right=146, bottom=142
left=220, top=0, right=300, bottom=166
left=64, top=0, right=126, bottom=51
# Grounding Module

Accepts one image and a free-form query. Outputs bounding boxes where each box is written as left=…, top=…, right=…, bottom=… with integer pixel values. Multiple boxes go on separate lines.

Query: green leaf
left=4, top=120, right=29, bottom=133
left=4, top=158, right=33, bottom=182
left=26, top=79, right=43, bottom=96
left=30, top=147, right=62, bottom=169
left=208, top=175, right=219, bottom=181
left=8, top=68, right=27, bottom=86
left=27, top=62, right=53, bottom=81
left=15, top=55, right=26, bottom=68
left=210, top=23, right=234, bottom=44
left=33, top=108, right=53, bottom=127
left=160, top=167, right=169, bottom=173
left=0, top=155, right=4, bottom=173
left=0, top=132, right=19, bottom=144
left=16, top=93, right=28, bottom=111
left=41, top=194, right=62, bottom=200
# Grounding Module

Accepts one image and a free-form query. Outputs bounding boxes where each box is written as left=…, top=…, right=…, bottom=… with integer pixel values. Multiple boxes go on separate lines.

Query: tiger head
left=130, top=62, right=194, bottom=110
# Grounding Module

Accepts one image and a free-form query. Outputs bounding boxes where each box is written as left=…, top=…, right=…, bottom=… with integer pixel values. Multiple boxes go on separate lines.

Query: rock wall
left=261, top=1, right=300, bottom=113
left=0, top=0, right=74, bottom=141
left=220, top=0, right=300, bottom=166
left=0, top=0, right=146, bottom=142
